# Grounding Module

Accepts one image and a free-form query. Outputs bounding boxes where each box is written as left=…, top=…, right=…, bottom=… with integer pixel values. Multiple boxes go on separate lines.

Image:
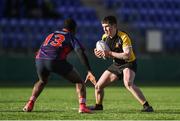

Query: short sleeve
left=119, top=32, right=132, bottom=48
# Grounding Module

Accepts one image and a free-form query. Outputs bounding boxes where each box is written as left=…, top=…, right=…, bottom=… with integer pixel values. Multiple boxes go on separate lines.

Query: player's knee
left=76, top=83, right=85, bottom=93
left=95, top=85, right=103, bottom=93
left=124, top=81, right=133, bottom=90
left=39, top=79, right=48, bottom=85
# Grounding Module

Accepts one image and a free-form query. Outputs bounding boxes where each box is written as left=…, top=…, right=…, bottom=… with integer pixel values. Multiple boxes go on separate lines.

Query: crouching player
left=88, top=16, right=153, bottom=112
left=23, top=18, right=96, bottom=113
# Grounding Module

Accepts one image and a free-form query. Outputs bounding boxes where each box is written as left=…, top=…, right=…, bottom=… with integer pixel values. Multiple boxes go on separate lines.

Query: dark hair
left=102, top=16, right=117, bottom=25
left=63, top=18, right=77, bottom=32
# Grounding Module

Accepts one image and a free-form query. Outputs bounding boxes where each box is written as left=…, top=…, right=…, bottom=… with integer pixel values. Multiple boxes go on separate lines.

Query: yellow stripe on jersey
left=118, top=31, right=136, bottom=62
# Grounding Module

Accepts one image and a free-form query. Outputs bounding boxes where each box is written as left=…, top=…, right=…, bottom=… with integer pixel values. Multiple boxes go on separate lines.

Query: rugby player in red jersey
left=23, top=18, right=96, bottom=113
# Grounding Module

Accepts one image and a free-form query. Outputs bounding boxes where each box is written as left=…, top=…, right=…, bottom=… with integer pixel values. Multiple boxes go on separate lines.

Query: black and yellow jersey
left=102, top=31, right=136, bottom=64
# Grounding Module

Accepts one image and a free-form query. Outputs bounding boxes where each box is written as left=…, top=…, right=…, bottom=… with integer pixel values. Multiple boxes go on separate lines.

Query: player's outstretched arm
left=75, top=48, right=97, bottom=85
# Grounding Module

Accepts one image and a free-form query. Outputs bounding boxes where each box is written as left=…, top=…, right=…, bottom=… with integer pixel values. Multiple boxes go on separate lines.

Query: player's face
left=102, top=23, right=117, bottom=38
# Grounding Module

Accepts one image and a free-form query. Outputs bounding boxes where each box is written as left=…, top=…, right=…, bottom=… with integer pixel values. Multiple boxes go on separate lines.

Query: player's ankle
left=143, top=101, right=150, bottom=108
left=79, top=97, right=86, bottom=103
left=29, top=96, right=36, bottom=102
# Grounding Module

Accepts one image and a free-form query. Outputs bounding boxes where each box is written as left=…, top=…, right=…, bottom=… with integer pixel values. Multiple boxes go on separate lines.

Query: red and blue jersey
left=36, top=30, right=84, bottom=60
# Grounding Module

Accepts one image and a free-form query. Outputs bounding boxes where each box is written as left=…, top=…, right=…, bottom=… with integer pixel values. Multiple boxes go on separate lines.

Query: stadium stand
left=103, top=0, right=180, bottom=52
left=0, top=0, right=179, bottom=54
left=0, top=0, right=102, bottom=54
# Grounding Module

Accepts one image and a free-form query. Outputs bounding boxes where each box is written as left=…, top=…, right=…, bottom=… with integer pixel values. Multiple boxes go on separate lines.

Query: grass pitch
left=0, top=86, right=180, bottom=120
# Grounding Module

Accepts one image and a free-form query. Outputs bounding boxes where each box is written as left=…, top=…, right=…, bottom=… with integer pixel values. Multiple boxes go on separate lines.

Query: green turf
left=0, top=86, right=180, bottom=120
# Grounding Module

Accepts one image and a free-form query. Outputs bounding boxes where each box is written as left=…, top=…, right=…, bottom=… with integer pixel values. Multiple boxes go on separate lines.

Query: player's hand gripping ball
left=96, top=40, right=110, bottom=59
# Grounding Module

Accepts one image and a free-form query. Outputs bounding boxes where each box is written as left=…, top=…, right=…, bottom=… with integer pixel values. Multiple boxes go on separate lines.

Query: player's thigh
left=52, top=60, right=73, bottom=75
left=35, top=59, right=50, bottom=82
left=97, top=70, right=118, bottom=88
left=62, top=67, right=83, bottom=83
left=52, top=61, right=82, bottom=83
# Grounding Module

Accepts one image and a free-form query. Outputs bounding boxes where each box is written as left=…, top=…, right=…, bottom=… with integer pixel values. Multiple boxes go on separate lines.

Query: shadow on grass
left=0, top=109, right=65, bottom=113
left=93, top=109, right=140, bottom=114
left=98, top=108, right=180, bottom=115
left=153, top=109, right=180, bottom=115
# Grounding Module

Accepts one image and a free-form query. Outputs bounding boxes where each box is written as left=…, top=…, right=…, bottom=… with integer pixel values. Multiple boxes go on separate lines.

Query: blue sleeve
left=71, top=37, right=85, bottom=51
left=71, top=36, right=91, bottom=71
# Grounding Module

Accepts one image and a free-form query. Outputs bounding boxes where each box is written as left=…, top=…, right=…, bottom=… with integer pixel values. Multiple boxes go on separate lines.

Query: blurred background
left=0, top=0, right=179, bottom=86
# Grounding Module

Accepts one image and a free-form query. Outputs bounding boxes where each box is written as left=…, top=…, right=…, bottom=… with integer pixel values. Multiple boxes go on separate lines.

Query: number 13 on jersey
left=43, top=33, right=65, bottom=47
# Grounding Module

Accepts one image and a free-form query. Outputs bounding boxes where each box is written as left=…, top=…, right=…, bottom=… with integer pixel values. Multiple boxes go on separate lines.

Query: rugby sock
left=79, top=97, right=86, bottom=107
left=29, top=96, right=36, bottom=102
left=143, top=101, right=150, bottom=108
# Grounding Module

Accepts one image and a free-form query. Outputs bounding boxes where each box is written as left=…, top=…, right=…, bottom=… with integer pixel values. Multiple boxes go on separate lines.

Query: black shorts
left=35, top=59, right=73, bottom=80
left=107, top=60, right=137, bottom=79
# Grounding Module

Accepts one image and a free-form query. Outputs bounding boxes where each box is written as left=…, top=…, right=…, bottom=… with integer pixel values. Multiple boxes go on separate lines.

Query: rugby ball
left=96, top=40, right=110, bottom=59
left=96, top=40, right=110, bottom=51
